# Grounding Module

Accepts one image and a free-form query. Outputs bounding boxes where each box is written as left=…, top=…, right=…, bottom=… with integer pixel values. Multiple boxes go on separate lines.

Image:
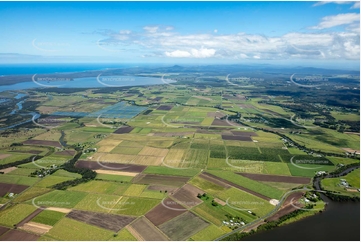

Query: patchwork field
left=0, top=81, right=358, bottom=241
left=158, top=212, right=209, bottom=241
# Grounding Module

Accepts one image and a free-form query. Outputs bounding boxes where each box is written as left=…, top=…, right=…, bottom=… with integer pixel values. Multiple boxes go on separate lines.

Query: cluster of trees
left=52, top=151, right=96, bottom=190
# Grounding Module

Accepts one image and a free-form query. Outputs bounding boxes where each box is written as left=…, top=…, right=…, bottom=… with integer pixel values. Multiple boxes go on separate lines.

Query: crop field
left=0, top=182, right=29, bottom=196
left=189, top=176, right=228, bottom=196
left=158, top=212, right=209, bottom=241
left=66, top=210, right=135, bottom=232
left=46, top=217, right=114, bottom=241
left=68, top=180, right=123, bottom=194
left=35, top=176, right=75, bottom=188
left=12, top=187, right=51, bottom=203
left=133, top=174, right=190, bottom=187
left=109, top=228, right=137, bottom=241
left=128, top=217, right=168, bottom=241
left=287, top=163, right=336, bottom=177
left=143, top=165, right=200, bottom=177
left=0, top=174, right=39, bottom=186
left=0, top=204, right=37, bottom=227
left=0, top=153, right=33, bottom=165
left=145, top=197, right=186, bottom=226
left=205, top=171, right=284, bottom=199
left=217, top=187, right=275, bottom=217
left=31, top=210, right=65, bottom=226
left=123, top=184, right=147, bottom=197
left=32, top=190, right=88, bottom=209
left=0, top=71, right=359, bottom=241
left=110, top=197, right=161, bottom=216
left=73, top=193, right=122, bottom=213
left=190, top=224, right=225, bottom=241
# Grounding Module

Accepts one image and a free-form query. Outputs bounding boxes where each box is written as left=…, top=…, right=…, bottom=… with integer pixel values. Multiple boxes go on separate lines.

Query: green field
left=32, top=190, right=88, bottom=208
left=109, top=228, right=137, bottom=241
left=206, top=170, right=284, bottom=199
left=35, top=175, right=75, bottom=188
left=31, top=210, right=65, bottom=226
left=216, top=187, right=275, bottom=217
left=46, top=218, right=114, bottom=240
left=69, top=180, right=124, bottom=195
left=321, top=168, right=360, bottom=196
left=0, top=204, right=37, bottom=227
left=0, top=174, right=39, bottom=186
left=190, top=224, right=227, bottom=241
left=189, top=176, right=226, bottom=195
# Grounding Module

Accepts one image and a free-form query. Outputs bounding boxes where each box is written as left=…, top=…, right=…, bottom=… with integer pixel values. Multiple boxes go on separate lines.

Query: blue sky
left=0, top=1, right=359, bottom=69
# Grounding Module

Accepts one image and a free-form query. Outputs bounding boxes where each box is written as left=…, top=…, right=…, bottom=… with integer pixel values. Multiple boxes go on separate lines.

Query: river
left=245, top=199, right=360, bottom=241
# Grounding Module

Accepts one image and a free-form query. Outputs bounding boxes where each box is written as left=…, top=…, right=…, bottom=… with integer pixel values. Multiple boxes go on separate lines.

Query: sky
left=0, top=1, right=360, bottom=69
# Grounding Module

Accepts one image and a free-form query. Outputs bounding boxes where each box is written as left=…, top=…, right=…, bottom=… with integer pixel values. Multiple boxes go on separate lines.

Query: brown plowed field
left=17, top=208, right=43, bottom=227
left=114, top=126, right=134, bottom=134
left=203, top=172, right=271, bottom=201
left=171, top=184, right=203, bottom=208
left=0, top=230, right=40, bottom=241
left=23, top=140, right=62, bottom=148
left=147, top=185, right=179, bottom=193
left=221, top=135, right=253, bottom=141
left=145, top=198, right=186, bottom=226
left=75, top=160, right=147, bottom=173
left=0, top=226, right=9, bottom=237
left=237, top=173, right=311, bottom=184
left=133, top=174, right=189, bottom=187
left=66, top=210, right=135, bottom=232
left=0, top=183, right=29, bottom=197
left=128, top=217, right=168, bottom=241
left=54, top=150, right=76, bottom=156
left=231, top=131, right=258, bottom=136
left=156, top=105, right=173, bottom=111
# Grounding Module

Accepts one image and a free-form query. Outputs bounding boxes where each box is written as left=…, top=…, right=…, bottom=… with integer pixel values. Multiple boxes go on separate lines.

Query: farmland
left=0, top=64, right=359, bottom=241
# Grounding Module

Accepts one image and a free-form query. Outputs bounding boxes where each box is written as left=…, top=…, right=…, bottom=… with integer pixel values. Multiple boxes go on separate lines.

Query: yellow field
left=163, top=149, right=187, bottom=164
left=92, top=153, right=136, bottom=163
left=96, top=139, right=123, bottom=147
left=132, top=155, right=164, bottom=166
left=138, top=147, right=169, bottom=157
left=97, top=146, right=117, bottom=153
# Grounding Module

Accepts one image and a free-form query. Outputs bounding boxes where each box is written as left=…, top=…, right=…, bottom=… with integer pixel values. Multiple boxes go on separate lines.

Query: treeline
left=221, top=207, right=312, bottom=241
left=0, top=155, right=42, bottom=170
left=328, top=163, right=360, bottom=176
left=324, top=192, right=360, bottom=202
left=52, top=151, right=96, bottom=190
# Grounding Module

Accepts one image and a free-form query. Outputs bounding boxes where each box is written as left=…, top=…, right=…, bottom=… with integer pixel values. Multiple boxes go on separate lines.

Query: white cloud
left=351, top=1, right=360, bottom=8
left=190, top=48, right=216, bottom=58
left=165, top=50, right=191, bottom=57
left=143, top=26, right=159, bottom=33
left=214, top=29, right=218, bottom=33
left=313, top=1, right=353, bottom=7
left=96, top=22, right=360, bottom=60
left=165, top=48, right=216, bottom=58
left=310, top=13, right=360, bottom=29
